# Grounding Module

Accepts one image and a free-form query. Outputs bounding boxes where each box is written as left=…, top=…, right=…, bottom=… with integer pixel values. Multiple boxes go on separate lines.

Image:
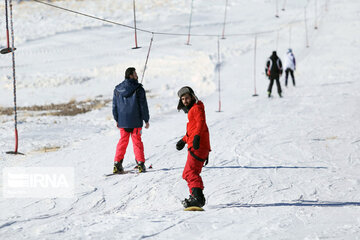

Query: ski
left=105, top=170, right=136, bottom=177
left=105, top=164, right=153, bottom=177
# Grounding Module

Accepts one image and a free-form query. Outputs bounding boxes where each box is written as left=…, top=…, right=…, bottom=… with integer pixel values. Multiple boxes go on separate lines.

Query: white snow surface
left=1, top=0, right=360, bottom=239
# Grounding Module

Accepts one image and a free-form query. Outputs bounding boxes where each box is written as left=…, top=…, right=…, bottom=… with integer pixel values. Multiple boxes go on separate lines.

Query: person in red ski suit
left=176, top=86, right=211, bottom=208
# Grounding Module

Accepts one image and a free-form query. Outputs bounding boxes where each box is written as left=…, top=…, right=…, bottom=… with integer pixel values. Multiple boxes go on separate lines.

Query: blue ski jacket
left=112, top=78, right=150, bottom=128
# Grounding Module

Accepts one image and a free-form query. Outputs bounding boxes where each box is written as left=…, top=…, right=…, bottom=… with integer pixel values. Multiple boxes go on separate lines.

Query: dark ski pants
left=285, top=68, right=295, bottom=86
left=182, top=149, right=209, bottom=193
left=267, top=77, right=282, bottom=95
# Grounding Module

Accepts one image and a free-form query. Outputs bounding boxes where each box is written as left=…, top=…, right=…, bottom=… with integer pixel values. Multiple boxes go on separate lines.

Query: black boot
left=137, top=161, right=146, bottom=173
left=181, top=188, right=206, bottom=208
left=113, top=159, right=124, bottom=174
left=192, top=188, right=206, bottom=206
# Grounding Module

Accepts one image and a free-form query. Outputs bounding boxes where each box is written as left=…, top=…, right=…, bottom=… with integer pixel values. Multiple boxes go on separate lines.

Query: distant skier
left=176, top=86, right=211, bottom=208
left=284, top=48, right=296, bottom=87
left=265, top=51, right=283, bottom=98
left=112, top=67, right=150, bottom=173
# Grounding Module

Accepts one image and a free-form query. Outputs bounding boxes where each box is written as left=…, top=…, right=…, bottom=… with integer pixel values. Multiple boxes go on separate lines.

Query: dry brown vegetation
left=0, top=98, right=111, bottom=117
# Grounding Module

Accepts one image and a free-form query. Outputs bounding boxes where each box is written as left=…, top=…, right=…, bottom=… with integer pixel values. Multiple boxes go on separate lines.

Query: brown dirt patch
left=0, top=98, right=111, bottom=117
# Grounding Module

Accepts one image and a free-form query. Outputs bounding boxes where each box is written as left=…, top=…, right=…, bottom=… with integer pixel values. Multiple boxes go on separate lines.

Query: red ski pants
left=114, top=128, right=145, bottom=163
left=182, top=149, right=209, bottom=193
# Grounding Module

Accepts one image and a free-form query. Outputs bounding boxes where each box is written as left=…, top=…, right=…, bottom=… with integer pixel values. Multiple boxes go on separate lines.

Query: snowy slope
left=1, top=0, right=360, bottom=239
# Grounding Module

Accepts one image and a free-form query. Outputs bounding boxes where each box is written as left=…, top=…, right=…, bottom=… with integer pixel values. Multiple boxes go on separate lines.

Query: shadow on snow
left=205, top=165, right=327, bottom=170
left=211, top=201, right=360, bottom=209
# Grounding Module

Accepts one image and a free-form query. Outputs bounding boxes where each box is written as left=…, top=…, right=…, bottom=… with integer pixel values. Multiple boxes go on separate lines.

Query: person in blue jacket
left=112, top=67, right=150, bottom=173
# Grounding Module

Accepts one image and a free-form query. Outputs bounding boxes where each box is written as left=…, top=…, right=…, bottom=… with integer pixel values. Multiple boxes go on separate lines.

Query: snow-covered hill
left=1, top=0, right=359, bottom=239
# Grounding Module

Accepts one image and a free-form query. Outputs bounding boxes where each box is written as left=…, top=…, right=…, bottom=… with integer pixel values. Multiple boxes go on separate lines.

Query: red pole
left=15, top=128, right=18, bottom=152
left=132, top=0, right=140, bottom=49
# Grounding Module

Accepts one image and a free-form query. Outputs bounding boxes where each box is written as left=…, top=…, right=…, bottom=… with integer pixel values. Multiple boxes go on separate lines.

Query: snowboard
left=184, top=206, right=204, bottom=211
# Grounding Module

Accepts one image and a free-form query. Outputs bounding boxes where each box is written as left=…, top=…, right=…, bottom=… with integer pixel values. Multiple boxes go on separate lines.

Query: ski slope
left=0, top=0, right=360, bottom=239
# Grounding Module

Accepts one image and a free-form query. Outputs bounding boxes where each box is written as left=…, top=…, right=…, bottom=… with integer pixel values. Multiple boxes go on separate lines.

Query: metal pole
left=289, top=25, right=292, bottom=48
left=252, top=35, right=258, bottom=97
left=1, top=0, right=16, bottom=54
left=6, top=0, right=22, bottom=155
left=221, top=0, right=228, bottom=39
left=275, top=0, right=279, bottom=17
left=186, top=0, right=194, bottom=45
left=304, top=7, right=309, bottom=48
left=217, top=36, right=222, bottom=111
left=314, top=0, right=318, bottom=29
left=5, top=0, right=10, bottom=48
left=282, top=0, right=287, bottom=11
left=132, top=0, right=141, bottom=49
left=141, top=33, right=154, bottom=84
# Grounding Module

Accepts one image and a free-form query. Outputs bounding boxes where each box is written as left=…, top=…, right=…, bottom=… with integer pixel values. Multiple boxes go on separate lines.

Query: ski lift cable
left=31, top=0, right=308, bottom=38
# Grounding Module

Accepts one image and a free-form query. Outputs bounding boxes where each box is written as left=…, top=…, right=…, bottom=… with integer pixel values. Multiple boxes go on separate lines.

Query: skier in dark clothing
left=112, top=67, right=150, bottom=173
left=176, top=86, right=211, bottom=208
left=265, top=51, right=283, bottom=98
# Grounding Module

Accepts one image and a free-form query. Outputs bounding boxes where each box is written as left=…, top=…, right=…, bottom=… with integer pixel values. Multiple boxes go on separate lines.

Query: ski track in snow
left=1, top=0, right=360, bottom=239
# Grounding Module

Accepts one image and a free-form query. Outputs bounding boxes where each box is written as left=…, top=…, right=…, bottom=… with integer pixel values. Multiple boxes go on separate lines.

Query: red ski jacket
left=182, top=101, right=211, bottom=152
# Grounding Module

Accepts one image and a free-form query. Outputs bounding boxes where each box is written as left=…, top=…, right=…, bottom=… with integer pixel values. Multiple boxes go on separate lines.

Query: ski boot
left=137, top=161, right=146, bottom=173
left=278, top=92, right=282, bottom=98
left=113, top=160, right=124, bottom=174
left=182, top=188, right=206, bottom=208
left=267, top=91, right=272, bottom=98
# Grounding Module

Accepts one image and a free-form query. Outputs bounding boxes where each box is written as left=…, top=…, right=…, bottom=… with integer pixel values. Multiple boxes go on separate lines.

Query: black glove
left=204, top=157, right=209, bottom=166
left=193, top=135, right=200, bottom=150
left=176, top=139, right=185, bottom=151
